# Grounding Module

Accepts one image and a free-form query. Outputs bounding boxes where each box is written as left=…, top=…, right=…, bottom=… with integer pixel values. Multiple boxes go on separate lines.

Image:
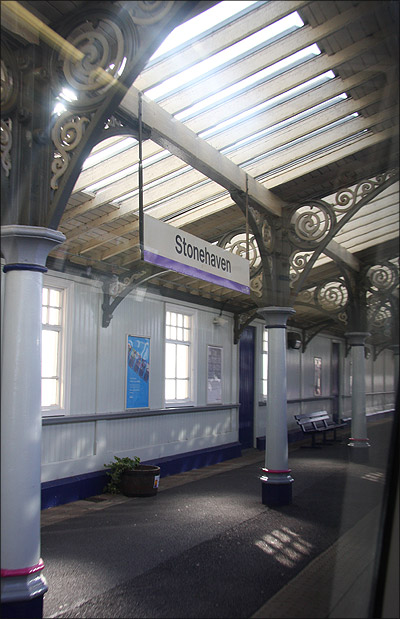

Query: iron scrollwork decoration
left=218, top=227, right=264, bottom=298
left=48, top=5, right=140, bottom=193
left=288, top=172, right=399, bottom=296
left=128, top=1, right=175, bottom=25
left=296, top=278, right=349, bottom=326
left=362, top=260, right=399, bottom=341
left=287, top=199, right=335, bottom=287
left=1, top=117, right=12, bottom=177
left=1, top=41, right=18, bottom=176
left=333, top=174, right=397, bottom=220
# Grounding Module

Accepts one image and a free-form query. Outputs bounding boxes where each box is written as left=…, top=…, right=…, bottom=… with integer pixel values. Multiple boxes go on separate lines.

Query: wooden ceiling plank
left=342, top=227, right=399, bottom=254
left=101, top=240, right=141, bottom=261
left=336, top=201, right=399, bottom=232
left=72, top=140, right=162, bottom=195
left=225, top=91, right=390, bottom=168
left=335, top=214, right=399, bottom=245
left=247, top=107, right=398, bottom=179
left=78, top=221, right=140, bottom=255
left=86, top=135, right=129, bottom=156
left=169, top=196, right=235, bottom=227
left=66, top=160, right=205, bottom=223
left=190, top=63, right=387, bottom=145
left=264, top=126, right=398, bottom=187
left=64, top=178, right=227, bottom=244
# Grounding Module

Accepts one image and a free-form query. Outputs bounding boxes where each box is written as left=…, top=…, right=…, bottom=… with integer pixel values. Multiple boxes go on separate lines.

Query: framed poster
left=126, top=335, right=150, bottom=409
left=207, top=345, right=222, bottom=404
left=314, top=356, right=322, bottom=396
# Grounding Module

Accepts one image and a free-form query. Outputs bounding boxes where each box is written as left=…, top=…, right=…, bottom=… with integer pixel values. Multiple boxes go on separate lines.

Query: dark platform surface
left=40, top=416, right=396, bottom=618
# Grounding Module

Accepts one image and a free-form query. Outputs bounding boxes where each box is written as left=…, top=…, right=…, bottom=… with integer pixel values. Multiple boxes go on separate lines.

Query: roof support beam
left=323, top=240, right=360, bottom=272
left=120, top=86, right=283, bottom=217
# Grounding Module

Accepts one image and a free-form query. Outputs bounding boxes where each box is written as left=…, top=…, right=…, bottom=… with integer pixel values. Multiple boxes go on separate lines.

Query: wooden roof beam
left=120, top=86, right=283, bottom=217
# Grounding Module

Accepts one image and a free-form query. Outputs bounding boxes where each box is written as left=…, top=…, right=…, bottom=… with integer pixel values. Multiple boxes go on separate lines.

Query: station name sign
left=143, top=215, right=250, bottom=294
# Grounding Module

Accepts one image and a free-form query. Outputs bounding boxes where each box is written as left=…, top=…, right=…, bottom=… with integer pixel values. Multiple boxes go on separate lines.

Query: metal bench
left=294, top=411, right=347, bottom=448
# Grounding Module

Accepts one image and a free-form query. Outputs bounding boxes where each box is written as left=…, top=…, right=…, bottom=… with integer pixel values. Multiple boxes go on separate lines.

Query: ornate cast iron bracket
left=102, top=266, right=170, bottom=328
left=1, top=1, right=202, bottom=229
left=234, top=309, right=258, bottom=345
left=288, top=171, right=399, bottom=300
left=301, top=320, right=336, bottom=353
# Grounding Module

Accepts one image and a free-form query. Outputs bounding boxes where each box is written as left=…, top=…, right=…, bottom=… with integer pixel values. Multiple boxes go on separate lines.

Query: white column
left=1, top=226, right=65, bottom=616
left=346, top=332, right=370, bottom=448
left=258, top=307, right=295, bottom=506
left=390, top=345, right=399, bottom=398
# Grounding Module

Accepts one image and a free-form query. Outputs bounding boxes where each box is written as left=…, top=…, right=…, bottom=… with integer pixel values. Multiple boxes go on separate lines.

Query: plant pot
left=120, top=464, right=161, bottom=497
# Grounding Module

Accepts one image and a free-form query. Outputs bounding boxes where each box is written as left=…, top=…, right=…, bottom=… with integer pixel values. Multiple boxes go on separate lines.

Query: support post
left=258, top=307, right=295, bottom=506
left=390, top=345, right=399, bottom=397
left=345, top=332, right=371, bottom=450
left=1, top=225, right=65, bottom=619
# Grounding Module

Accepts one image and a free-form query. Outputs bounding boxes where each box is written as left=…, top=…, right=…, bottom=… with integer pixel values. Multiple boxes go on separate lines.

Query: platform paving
left=40, top=416, right=394, bottom=618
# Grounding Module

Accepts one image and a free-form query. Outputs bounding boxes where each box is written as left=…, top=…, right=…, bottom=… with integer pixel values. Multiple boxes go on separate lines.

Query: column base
left=1, top=569, right=47, bottom=619
left=260, top=471, right=294, bottom=506
left=0, top=594, right=44, bottom=619
left=347, top=438, right=371, bottom=448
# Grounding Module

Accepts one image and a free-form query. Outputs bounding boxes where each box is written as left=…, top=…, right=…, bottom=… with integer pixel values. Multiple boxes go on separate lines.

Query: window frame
left=41, top=276, right=73, bottom=417
left=262, top=327, right=268, bottom=400
left=164, top=303, right=197, bottom=407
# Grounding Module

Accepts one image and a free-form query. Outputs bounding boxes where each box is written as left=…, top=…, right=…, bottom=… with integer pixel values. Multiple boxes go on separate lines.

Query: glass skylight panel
left=84, top=163, right=138, bottom=193
left=198, top=71, right=337, bottom=139
left=219, top=94, right=348, bottom=153
left=149, top=1, right=259, bottom=61
left=176, top=44, right=321, bottom=123
left=145, top=12, right=304, bottom=102
left=84, top=150, right=170, bottom=194
left=243, top=113, right=361, bottom=167
left=113, top=164, right=193, bottom=205
left=256, top=130, right=369, bottom=180
left=82, top=137, right=137, bottom=171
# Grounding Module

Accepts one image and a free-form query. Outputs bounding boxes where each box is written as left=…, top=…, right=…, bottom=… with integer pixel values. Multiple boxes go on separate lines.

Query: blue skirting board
left=41, top=442, right=242, bottom=510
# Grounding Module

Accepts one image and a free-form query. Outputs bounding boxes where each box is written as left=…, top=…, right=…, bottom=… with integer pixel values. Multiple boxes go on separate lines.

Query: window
left=41, top=280, right=71, bottom=415
left=41, top=286, right=63, bottom=409
left=165, top=307, right=194, bottom=405
left=262, top=328, right=268, bottom=399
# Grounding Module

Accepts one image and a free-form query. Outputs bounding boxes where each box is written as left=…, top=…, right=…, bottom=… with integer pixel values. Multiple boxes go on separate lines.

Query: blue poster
left=126, top=335, right=150, bottom=409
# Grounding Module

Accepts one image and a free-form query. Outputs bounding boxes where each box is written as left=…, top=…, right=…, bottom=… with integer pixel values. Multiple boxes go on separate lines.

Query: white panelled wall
left=253, top=320, right=396, bottom=445
left=39, top=269, right=238, bottom=483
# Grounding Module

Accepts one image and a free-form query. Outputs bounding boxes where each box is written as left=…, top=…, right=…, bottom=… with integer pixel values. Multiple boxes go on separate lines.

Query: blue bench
left=294, top=411, right=347, bottom=448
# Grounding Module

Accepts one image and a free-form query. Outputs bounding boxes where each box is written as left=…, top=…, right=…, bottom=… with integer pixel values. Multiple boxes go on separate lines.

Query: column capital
left=1, top=225, right=65, bottom=270
left=257, top=306, right=295, bottom=328
left=345, top=332, right=370, bottom=346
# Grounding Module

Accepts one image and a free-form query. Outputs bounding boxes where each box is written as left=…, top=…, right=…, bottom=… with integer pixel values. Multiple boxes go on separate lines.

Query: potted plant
left=104, top=455, right=160, bottom=497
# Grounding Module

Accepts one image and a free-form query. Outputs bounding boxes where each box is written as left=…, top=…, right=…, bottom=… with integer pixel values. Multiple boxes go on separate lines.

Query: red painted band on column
left=1, top=559, right=44, bottom=577
left=262, top=468, right=292, bottom=474
left=349, top=438, right=370, bottom=442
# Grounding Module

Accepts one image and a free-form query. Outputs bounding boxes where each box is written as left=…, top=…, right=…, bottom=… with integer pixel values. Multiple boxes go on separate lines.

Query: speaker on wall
left=287, top=331, right=302, bottom=349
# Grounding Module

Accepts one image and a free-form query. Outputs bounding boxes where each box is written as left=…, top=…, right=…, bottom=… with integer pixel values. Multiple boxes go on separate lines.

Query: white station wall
left=252, top=320, right=396, bottom=443
left=39, top=269, right=239, bottom=483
